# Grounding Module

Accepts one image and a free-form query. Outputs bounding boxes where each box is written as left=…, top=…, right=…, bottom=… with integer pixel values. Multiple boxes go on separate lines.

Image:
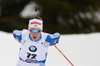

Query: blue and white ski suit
left=13, top=29, right=60, bottom=66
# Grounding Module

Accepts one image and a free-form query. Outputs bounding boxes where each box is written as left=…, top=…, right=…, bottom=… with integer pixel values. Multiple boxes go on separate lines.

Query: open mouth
left=33, top=37, right=37, bottom=39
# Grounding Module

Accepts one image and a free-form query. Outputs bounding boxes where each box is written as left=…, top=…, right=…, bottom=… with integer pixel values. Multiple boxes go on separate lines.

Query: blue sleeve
left=45, top=33, right=60, bottom=46
left=45, top=35, right=55, bottom=46
left=13, top=30, right=22, bottom=43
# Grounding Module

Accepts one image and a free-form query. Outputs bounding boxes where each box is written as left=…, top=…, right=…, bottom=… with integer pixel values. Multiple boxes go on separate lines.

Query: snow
left=0, top=31, right=100, bottom=66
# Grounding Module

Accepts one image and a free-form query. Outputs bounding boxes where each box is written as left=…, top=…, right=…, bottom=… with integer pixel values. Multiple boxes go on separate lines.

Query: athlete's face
left=29, top=28, right=42, bottom=41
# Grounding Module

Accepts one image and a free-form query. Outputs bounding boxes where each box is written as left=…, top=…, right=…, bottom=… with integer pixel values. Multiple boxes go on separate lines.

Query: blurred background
left=0, top=0, right=100, bottom=34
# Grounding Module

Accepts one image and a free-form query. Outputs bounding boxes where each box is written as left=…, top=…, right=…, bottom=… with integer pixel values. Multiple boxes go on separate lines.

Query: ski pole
left=54, top=45, right=74, bottom=66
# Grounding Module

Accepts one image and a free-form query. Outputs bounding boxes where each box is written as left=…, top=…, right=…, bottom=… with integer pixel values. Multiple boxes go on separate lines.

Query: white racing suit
left=13, top=29, right=60, bottom=66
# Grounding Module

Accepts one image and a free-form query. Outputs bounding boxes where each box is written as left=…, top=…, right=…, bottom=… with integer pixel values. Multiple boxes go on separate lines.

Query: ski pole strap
left=19, top=57, right=46, bottom=64
left=54, top=45, right=74, bottom=66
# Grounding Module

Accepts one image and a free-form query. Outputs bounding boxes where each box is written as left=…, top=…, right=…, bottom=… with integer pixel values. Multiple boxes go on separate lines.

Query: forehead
left=30, top=27, right=41, bottom=30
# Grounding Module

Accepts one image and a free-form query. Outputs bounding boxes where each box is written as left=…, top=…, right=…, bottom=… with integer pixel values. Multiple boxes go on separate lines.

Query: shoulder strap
left=22, top=31, right=29, bottom=46
left=41, top=33, right=47, bottom=48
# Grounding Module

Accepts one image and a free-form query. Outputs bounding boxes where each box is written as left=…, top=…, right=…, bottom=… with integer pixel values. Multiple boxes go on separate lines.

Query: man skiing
left=13, top=17, right=60, bottom=66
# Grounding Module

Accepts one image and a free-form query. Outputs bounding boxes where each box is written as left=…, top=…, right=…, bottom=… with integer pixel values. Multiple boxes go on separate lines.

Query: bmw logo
left=29, top=46, right=37, bottom=52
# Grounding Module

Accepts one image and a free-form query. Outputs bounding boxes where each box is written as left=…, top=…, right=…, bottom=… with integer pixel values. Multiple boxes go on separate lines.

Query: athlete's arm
left=45, top=32, right=60, bottom=46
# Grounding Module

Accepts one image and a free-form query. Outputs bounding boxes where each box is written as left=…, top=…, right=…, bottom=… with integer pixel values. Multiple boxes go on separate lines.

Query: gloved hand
left=13, top=30, right=22, bottom=43
left=51, top=32, right=60, bottom=38
left=50, top=32, right=60, bottom=44
left=13, top=30, right=22, bottom=37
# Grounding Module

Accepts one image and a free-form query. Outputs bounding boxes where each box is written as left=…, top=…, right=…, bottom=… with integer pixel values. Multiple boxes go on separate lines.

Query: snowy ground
left=0, top=31, right=100, bottom=66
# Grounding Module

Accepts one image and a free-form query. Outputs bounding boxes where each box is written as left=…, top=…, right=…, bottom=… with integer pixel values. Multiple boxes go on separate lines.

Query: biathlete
left=13, top=17, right=60, bottom=66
